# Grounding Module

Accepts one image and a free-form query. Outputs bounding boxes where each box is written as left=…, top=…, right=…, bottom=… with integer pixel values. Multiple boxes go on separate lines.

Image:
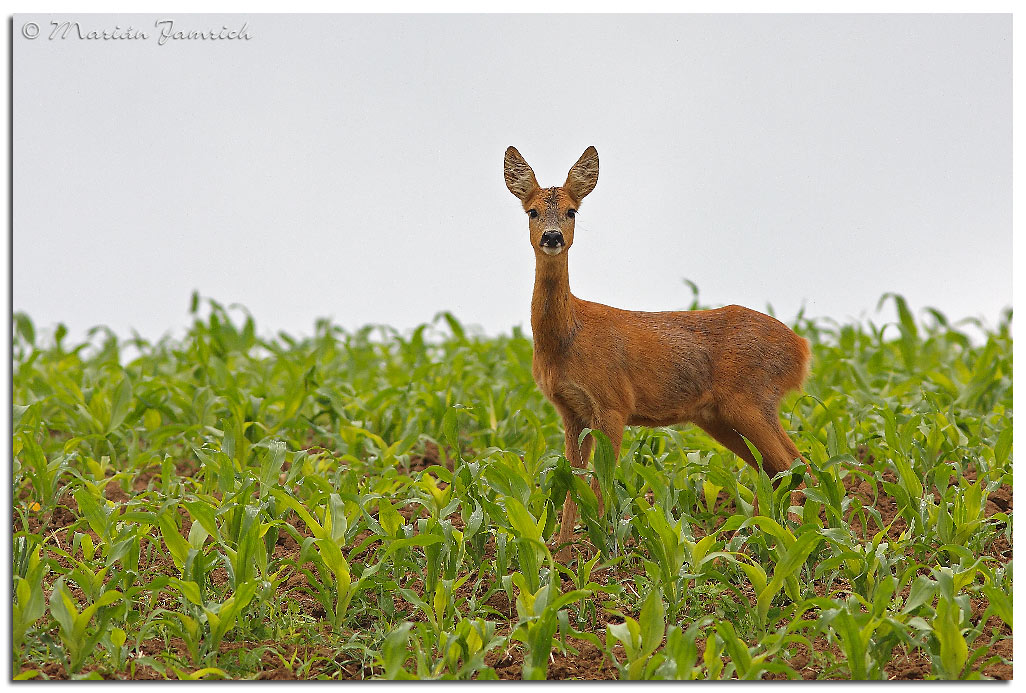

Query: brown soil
left=402, top=440, right=444, bottom=474
left=547, top=641, right=621, bottom=680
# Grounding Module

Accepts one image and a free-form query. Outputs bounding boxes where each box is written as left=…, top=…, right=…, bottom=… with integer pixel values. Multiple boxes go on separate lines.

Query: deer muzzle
left=540, top=230, right=565, bottom=255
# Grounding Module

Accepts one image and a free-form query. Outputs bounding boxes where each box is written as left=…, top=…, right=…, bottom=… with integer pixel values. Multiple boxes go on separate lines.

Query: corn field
left=11, top=292, right=1012, bottom=679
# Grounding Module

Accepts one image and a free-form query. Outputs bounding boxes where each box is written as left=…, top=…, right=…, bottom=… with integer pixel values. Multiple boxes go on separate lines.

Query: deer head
left=504, top=146, right=599, bottom=258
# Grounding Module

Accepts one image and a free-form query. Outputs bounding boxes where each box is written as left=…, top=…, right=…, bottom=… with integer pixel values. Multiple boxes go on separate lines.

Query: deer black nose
left=540, top=230, right=564, bottom=247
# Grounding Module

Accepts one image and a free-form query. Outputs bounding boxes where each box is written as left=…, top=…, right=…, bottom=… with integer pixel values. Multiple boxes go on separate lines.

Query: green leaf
left=269, top=489, right=325, bottom=539
left=902, top=575, right=938, bottom=614
left=48, top=579, right=79, bottom=644
left=715, top=621, right=755, bottom=679
left=891, top=454, right=923, bottom=503
left=757, top=531, right=821, bottom=624
left=639, top=588, right=666, bottom=656
left=738, top=560, right=768, bottom=596
left=14, top=312, right=35, bottom=345
left=379, top=533, right=444, bottom=559
left=183, top=500, right=220, bottom=542
left=589, top=429, right=617, bottom=515
left=442, top=406, right=462, bottom=455
left=157, top=509, right=192, bottom=571
left=381, top=622, right=415, bottom=678
left=257, top=440, right=287, bottom=494
left=438, top=311, right=466, bottom=341
left=208, top=580, right=260, bottom=648
left=143, top=408, right=162, bottom=431
left=378, top=498, right=405, bottom=537
left=107, top=376, right=133, bottom=433
left=994, top=427, right=1012, bottom=466
left=932, top=596, right=968, bottom=679
left=830, top=609, right=871, bottom=679
left=73, top=488, right=110, bottom=542
left=505, top=497, right=543, bottom=544
left=177, top=667, right=229, bottom=680
left=981, top=585, right=1012, bottom=629
left=169, top=578, right=203, bottom=606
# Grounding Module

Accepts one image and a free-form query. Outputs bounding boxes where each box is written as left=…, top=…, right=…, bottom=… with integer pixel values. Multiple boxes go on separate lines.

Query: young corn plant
left=12, top=544, right=49, bottom=669
left=604, top=587, right=666, bottom=679
left=48, top=577, right=124, bottom=674
left=271, top=487, right=380, bottom=630
left=503, top=495, right=592, bottom=679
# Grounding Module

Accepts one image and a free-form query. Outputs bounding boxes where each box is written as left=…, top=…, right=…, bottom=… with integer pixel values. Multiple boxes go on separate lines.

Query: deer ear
left=504, top=147, right=540, bottom=202
left=564, top=146, right=599, bottom=203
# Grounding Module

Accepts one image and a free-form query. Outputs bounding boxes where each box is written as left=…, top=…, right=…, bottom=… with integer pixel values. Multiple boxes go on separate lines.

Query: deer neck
left=531, top=253, right=577, bottom=354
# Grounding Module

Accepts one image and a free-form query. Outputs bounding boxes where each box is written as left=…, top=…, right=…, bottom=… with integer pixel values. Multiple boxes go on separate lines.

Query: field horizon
left=13, top=286, right=1013, bottom=356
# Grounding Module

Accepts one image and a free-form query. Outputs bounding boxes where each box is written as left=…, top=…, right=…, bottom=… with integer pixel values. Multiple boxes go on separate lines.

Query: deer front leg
left=556, top=414, right=587, bottom=563
left=590, top=412, right=625, bottom=517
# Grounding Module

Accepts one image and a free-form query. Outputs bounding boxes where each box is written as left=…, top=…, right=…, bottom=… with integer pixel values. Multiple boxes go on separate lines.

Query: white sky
left=13, top=12, right=1011, bottom=343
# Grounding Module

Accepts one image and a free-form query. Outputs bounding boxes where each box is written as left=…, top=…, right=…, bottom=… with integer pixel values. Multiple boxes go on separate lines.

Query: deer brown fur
left=504, top=146, right=811, bottom=562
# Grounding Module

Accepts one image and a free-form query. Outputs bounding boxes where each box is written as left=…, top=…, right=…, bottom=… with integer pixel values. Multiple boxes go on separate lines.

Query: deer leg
left=697, top=419, right=765, bottom=514
left=590, top=413, right=625, bottom=518
left=557, top=411, right=625, bottom=562
left=699, top=415, right=805, bottom=516
left=723, top=406, right=808, bottom=516
left=771, top=418, right=808, bottom=512
left=697, top=419, right=762, bottom=470
left=556, top=414, right=587, bottom=563
left=718, top=403, right=800, bottom=477
left=775, top=419, right=807, bottom=469
left=579, top=432, right=596, bottom=508
left=739, top=419, right=803, bottom=478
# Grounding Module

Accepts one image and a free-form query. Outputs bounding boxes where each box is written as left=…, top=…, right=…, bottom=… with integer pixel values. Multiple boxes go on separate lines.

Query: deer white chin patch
left=541, top=246, right=563, bottom=256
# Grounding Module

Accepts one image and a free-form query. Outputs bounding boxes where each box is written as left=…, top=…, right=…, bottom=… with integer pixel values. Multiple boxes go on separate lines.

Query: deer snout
left=540, top=230, right=565, bottom=255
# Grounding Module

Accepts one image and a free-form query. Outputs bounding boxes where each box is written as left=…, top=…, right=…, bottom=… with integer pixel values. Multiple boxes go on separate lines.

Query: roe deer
left=503, top=145, right=811, bottom=562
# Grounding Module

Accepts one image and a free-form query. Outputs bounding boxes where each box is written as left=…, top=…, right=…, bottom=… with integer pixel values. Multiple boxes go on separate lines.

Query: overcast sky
left=14, top=13, right=1011, bottom=344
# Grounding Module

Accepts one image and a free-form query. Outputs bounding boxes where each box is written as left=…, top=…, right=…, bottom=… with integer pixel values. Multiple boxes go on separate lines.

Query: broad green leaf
left=639, top=588, right=666, bottom=656
left=157, top=510, right=192, bottom=571
left=932, top=596, right=968, bottom=679
left=757, top=531, right=821, bottom=624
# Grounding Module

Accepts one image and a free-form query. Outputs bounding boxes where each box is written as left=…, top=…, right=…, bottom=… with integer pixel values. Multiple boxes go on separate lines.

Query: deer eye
left=567, top=209, right=577, bottom=219
left=528, top=209, right=539, bottom=219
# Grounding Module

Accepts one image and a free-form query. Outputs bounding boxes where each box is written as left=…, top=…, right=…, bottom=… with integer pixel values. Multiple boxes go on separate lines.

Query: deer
left=503, top=145, right=811, bottom=562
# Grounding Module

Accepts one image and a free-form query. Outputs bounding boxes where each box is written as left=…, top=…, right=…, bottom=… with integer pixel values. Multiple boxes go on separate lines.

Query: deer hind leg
left=697, top=419, right=761, bottom=470
left=727, top=403, right=808, bottom=513
left=721, top=403, right=803, bottom=478
left=776, top=419, right=806, bottom=469
left=772, top=417, right=808, bottom=509
left=700, top=407, right=806, bottom=516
